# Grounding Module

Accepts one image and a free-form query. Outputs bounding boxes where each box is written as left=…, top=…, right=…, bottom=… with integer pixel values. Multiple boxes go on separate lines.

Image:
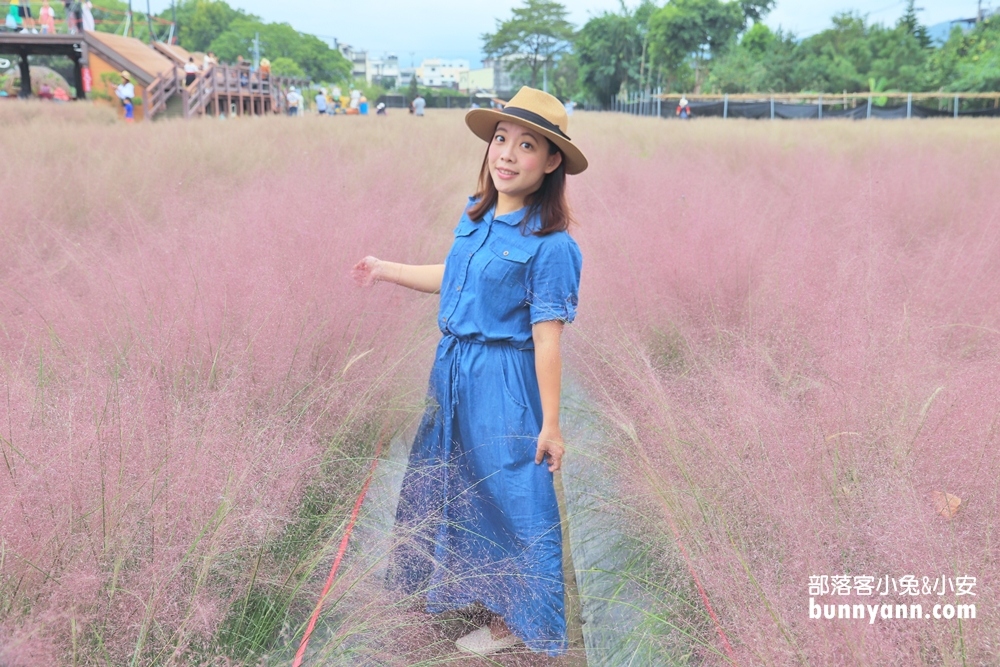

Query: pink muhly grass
left=0, top=112, right=469, bottom=664
left=6, top=104, right=999, bottom=667
left=569, top=117, right=1000, bottom=665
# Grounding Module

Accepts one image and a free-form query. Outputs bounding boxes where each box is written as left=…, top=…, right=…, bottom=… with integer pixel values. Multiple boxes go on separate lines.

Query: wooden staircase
left=146, top=63, right=308, bottom=120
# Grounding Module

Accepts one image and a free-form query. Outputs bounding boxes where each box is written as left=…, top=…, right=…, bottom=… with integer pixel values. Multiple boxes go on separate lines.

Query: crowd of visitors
left=5, top=0, right=93, bottom=33
left=3, top=9, right=564, bottom=123
left=282, top=85, right=383, bottom=117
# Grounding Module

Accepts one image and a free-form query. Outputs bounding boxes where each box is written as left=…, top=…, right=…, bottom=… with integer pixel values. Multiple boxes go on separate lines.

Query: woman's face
left=487, top=121, right=563, bottom=203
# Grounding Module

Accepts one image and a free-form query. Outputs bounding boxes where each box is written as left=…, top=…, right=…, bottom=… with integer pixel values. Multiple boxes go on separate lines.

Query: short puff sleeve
left=527, top=235, right=583, bottom=325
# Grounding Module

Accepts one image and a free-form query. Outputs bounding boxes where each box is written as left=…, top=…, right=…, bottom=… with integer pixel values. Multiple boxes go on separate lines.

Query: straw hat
left=465, top=86, right=588, bottom=175
left=120, top=70, right=131, bottom=80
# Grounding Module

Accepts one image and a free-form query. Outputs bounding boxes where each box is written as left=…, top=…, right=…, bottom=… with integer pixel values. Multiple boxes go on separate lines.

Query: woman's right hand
left=352, top=256, right=384, bottom=287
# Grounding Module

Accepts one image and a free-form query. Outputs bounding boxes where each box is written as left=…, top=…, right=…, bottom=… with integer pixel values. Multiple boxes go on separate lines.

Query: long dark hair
left=465, top=130, right=574, bottom=236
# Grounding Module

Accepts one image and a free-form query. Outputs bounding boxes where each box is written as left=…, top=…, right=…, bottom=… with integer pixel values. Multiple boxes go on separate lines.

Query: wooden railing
left=145, top=63, right=309, bottom=120
left=182, top=64, right=216, bottom=119
left=145, top=66, right=180, bottom=120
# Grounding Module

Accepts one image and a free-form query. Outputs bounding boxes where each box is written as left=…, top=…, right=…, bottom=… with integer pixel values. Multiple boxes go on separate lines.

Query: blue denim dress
left=386, top=197, right=582, bottom=656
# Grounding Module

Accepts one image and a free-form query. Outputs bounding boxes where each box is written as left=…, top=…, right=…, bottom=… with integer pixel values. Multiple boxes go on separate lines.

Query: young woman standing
left=352, top=86, right=587, bottom=657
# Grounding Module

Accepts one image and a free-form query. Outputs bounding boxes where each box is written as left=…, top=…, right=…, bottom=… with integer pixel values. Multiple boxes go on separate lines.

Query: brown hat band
left=501, top=106, right=571, bottom=141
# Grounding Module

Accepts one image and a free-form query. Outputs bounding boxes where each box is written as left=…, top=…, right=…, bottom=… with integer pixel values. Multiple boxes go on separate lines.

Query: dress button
left=503, top=250, right=509, bottom=256
left=456, top=286, right=461, bottom=291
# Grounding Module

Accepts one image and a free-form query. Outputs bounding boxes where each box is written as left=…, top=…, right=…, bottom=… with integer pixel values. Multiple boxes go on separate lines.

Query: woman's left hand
left=535, top=424, right=565, bottom=473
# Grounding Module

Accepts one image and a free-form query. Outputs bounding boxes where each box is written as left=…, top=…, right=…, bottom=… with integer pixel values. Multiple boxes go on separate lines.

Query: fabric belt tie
left=440, top=333, right=532, bottom=411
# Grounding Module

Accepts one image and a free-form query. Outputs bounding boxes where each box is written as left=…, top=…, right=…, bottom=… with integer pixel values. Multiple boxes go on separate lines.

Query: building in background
left=416, top=58, right=469, bottom=89
left=399, top=67, right=416, bottom=88
left=459, top=65, right=494, bottom=95
left=369, top=53, right=400, bottom=88
left=337, top=43, right=369, bottom=82
left=336, top=44, right=400, bottom=87
left=484, top=55, right=521, bottom=97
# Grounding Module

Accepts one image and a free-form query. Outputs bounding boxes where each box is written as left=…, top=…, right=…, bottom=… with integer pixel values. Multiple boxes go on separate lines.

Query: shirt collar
left=467, top=196, right=531, bottom=228
left=491, top=205, right=527, bottom=227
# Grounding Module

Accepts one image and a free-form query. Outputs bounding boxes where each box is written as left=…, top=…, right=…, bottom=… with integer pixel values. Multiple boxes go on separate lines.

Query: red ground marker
left=292, top=424, right=390, bottom=666
left=662, top=510, right=740, bottom=665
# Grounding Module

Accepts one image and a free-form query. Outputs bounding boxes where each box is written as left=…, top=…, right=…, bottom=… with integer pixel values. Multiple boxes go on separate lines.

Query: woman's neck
left=495, top=192, right=525, bottom=217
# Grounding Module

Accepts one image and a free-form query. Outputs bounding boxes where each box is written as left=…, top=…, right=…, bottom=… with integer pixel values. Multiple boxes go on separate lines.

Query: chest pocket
left=483, top=239, right=533, bottom=296
left=447, top=222, right=479, bottom=264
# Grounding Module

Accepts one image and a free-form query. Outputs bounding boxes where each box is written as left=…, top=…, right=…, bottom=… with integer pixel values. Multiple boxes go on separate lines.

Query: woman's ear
left=544, top=149, right=563, bottom=175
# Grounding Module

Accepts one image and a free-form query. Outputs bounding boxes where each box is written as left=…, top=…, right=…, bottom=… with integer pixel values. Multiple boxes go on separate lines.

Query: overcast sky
left=148, top=0, right=990, bottom=68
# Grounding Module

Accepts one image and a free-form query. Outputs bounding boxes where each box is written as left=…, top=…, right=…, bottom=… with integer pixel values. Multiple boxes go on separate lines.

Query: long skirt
left=385, top=333, right=567, bottom=656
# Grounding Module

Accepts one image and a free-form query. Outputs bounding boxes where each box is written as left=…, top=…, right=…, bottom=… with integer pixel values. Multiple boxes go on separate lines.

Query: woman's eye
left=521, top=142, right=533, bottom=150
left=494, top=135, right=504, bottom=142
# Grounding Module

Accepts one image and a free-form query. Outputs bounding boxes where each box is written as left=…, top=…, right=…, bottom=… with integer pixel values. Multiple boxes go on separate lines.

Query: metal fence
left=588, top=89, right=1000, bottom=119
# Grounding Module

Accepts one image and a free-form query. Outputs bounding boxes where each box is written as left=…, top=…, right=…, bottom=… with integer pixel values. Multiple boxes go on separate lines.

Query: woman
left=184, top=57, right=198, bottom=86
left=351, top=86, right=586, bottom=657
left=115, top=70, right=134, bottom=123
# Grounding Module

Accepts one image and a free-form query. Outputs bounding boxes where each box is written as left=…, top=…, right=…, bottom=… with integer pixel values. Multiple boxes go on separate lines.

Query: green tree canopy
left=647, top=0, right=746, bottom=90
left=576, top=1, right=657, bottom=105
left=270, top=57, right=305, bottom=78
left=168, top=0, right=244, bottom=52
left=573, top=0, right=995, bottom=104
left=707, top=23, right=797, bottom=93
left=931, top=15, right=1000, bottom=92
left=164, top=0, right=350, bottom=83
left=483, top=0, right=575, bottom=89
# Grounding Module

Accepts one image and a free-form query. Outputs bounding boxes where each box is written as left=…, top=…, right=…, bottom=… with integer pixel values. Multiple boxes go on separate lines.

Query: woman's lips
left=495, top=166, right=518, bottom=180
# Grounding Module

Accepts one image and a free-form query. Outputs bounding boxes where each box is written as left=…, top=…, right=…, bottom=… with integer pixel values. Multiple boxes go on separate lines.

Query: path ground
left=278, top=374, right=667, bottom=666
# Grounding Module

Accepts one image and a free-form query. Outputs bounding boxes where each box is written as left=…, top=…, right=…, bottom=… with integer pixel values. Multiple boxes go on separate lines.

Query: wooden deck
left=146, top=62, right=307, bottom=120
left=1, top=32, right=305, bottom=119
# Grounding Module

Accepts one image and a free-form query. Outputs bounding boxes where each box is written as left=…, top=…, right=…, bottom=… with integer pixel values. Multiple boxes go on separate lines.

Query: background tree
left=270, top=56, right=305, bottom=78
left=568, top=0, right=993, bottom=101
left=707, top=22, right=797, bottom=93
left=787, top=12, right=875, bottom=93
left=163, top=0, right=350, bottom=83
left=931, top=15, right=1000, bottom=94
left=169, top=0, right=244, bottom=52
left=549, top=51, right=580, bottom=100
left=647, top=0, right=745, bottom=91
left=576, top=7, right=645, bottom=106
left=482, top=0, right=575, bottom=90
left=899, top=0, right=932, bottom=49
left=738, top=0, right=777, bottom=24
left=576, top=1, right=658, bottom=106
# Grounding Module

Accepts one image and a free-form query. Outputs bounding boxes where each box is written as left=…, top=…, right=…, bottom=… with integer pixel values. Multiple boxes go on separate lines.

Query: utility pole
left=127, top=0, right=133, bottom=37
left=171, top=0, right=177, bottom=44
left=145, top=0, right=155, bottom=43
left=978, top=0, right=983, bottom=22
left=253, top=32, right=260, bottom=70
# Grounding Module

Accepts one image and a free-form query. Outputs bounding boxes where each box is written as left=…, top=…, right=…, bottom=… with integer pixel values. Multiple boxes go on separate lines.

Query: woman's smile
left=495, top=165, right=519, bottom=180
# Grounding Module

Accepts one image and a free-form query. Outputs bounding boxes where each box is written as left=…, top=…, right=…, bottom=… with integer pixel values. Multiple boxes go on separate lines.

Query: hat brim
left=465, top=108, right=588, bottom=175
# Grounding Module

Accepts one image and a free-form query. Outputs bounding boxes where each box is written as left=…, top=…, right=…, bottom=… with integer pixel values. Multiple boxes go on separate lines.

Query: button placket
left=443, top=225, right=486, bottom=327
